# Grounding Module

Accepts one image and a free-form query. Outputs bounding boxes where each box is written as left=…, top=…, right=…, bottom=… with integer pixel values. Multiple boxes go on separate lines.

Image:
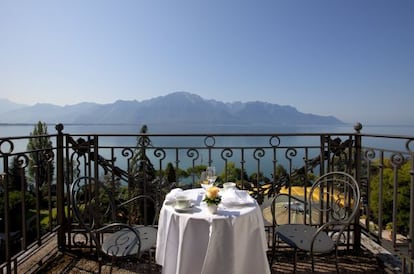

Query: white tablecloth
left=156, top=188, right=270, bottom=274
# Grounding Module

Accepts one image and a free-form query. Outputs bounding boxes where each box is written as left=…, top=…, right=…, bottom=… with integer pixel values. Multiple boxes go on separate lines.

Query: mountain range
left=0, top=92, right=342, bottom=126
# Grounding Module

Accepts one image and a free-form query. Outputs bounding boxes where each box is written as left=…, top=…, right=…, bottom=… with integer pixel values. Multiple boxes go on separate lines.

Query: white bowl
left=175, top=195, right=191, bottom=209
left=223, top=182, right=236, bottom=191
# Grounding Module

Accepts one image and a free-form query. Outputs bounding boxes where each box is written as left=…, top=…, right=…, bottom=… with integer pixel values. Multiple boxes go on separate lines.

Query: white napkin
left=221, top=189, right=255, bottom=207
left=164, top=188, right=183, bottom=204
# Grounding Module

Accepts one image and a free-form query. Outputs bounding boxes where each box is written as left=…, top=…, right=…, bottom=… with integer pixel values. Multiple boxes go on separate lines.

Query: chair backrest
left=308, top=171, right=361, bottom=228
left=270, top=171, right=360, bottom=227
left=71, top=176, right=115, bottom=231
left=71, top=176, right=160, bottom=230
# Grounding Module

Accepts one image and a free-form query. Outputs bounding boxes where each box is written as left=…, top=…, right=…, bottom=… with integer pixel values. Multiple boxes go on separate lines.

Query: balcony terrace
left=0, top=123, right=413, bottom=273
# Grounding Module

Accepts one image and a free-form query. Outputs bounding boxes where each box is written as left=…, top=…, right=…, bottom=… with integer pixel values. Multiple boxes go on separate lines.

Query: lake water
left=1, top=122, right=414, bottom=154
left=1, top=123, right=413, bottom=178
left=1, top=122, right=414, bottom=137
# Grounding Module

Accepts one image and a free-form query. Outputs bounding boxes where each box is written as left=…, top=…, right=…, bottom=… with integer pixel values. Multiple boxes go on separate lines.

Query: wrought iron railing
left=0, top=123, right=413, bottom=273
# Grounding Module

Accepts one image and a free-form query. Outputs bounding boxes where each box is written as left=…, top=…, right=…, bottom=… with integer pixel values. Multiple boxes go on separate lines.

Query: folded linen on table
left=221, top=190, right=255, bottom=207
left=164, top=188, right=183, bottom=204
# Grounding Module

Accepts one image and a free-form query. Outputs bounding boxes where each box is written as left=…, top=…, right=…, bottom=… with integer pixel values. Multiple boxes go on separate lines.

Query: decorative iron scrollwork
left=260, top=136, right=355, bottom=200
left=204, top=135, right=215, bottom=147
left=0, top=139, right=14, bottom=155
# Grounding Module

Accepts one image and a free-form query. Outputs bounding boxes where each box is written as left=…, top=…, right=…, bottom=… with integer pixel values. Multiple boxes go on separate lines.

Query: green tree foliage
left=249, top=172, right=270, bottom=185
left=165, top=162, right=176, bottom=183
left=0, top=157, right=35, bottom=232
left=8, top=156, right=28, bottom=191
left=369, top=159, right=411, bottom=234
left=219, top=162, right=248, bottom=185
left=186, top=165, right=207, bottom=181
left=158, top=166, right=188, bottom=184
left=275, top=164, right=288, bottom=179
left=27, top=122, right=54, bottom=182
left=175, top=167, right=189, bottom=179
left=26, top=121, right=54, bottom=203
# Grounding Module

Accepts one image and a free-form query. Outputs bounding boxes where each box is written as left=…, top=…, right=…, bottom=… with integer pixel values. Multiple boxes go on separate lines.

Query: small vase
left=207, top=204, right=218, bottom=214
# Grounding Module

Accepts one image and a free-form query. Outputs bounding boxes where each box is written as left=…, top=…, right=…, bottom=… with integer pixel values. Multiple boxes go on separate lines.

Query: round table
left=155, top=188, right=271, bottom=274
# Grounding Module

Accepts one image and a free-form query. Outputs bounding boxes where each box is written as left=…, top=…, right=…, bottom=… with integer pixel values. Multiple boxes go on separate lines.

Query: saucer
left=174, top=205, right=194, bottom=213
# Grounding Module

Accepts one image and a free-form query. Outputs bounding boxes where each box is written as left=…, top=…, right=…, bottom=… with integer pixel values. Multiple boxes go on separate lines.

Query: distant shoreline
left=2, top=122, right=414, bottom=128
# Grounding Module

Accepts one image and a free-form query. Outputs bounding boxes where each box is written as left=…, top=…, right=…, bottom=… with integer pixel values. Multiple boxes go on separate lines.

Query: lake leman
left=1, top=122, right=414, bottom=137
left=1, top=123, right=414, bottom=153
left=1, top=123, right=413, bottom=178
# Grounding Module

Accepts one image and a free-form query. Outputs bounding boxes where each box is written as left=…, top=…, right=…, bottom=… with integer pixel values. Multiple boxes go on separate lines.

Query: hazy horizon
left=2, top=94, right=414, bottom=128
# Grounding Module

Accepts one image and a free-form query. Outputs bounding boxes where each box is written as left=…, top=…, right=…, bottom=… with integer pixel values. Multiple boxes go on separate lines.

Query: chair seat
left=101, top=226, right=157, bottom=257
left=276, top=224, right=334, bottom=253
left=134, top=225, right=158, bottom=252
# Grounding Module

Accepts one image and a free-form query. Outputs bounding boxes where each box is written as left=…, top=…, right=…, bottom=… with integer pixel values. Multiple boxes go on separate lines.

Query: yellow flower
left=206, top=186, right=220, bottom=199
left=203, top=186, right=221, bottom=205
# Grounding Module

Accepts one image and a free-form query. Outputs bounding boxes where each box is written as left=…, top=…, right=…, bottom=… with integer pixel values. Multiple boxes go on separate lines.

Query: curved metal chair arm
left=116, top=194, right=158, bottom=226
left=94, top=222, right=142, bottom=258
left=310, top=220, right=345, bottom=254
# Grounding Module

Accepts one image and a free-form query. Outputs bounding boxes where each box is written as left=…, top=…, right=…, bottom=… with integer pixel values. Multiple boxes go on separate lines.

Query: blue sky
left=1, top=0, right=413, bottom=125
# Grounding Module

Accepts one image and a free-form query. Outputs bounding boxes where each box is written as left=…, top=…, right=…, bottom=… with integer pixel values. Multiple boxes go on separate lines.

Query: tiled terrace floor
left=20, top=237, right=394, bottom=274
left=13, top=218, right=402, bottom=274
left=15, top=205, right=402, bottom=274
left=31, top=247, right=391, bottom=274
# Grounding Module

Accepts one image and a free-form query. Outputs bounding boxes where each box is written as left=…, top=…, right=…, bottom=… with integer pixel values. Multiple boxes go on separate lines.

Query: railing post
left=409, top=150, right=414, bottom=262
left=353, top=122, right=363, bottom=250
left=1, top=171, right=11, bottom=273
left=55, top=124, right=65, bottom=250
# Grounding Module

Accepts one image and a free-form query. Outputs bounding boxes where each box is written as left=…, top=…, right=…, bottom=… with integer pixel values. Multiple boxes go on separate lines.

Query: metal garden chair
left=269, top=171, right=361, bottom=273
left=70, top=176, right=158, bottom=273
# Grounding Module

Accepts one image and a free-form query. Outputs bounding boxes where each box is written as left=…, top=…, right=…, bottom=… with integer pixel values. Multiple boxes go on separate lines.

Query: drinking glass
left=200, top=171, right=209, bottom=188
left=206, top=166, right=217, bottom=185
